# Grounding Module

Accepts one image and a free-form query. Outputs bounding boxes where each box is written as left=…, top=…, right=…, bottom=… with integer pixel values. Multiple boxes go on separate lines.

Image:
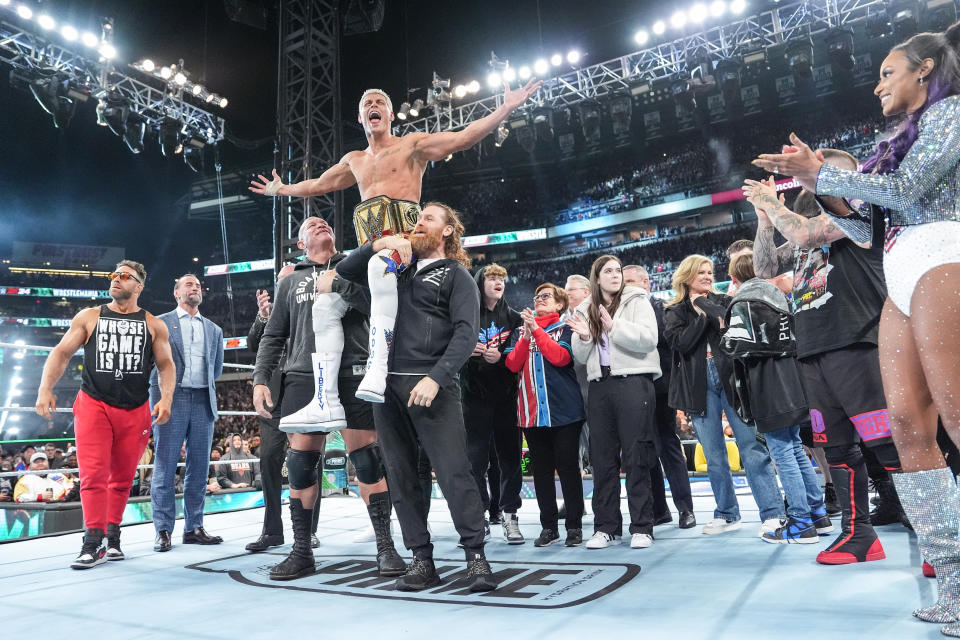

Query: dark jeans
left=373, top=376, right=486, bottom=552
left=588, top=374, right=657, bottom=536
left=463, top=396, right=523, bottom=514
left=651, top=392, right=694, bottom=513
left=524, top=422, right=584, bottom=530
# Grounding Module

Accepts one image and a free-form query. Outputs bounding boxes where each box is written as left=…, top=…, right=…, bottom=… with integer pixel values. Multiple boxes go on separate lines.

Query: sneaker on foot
left=702, top=518, right=743, bottom=535
left=395, top=556, right=440, bottom=591
left=762, top=516, right=819, bottom=544
left=585, top=531, right=621, bottom=549
left=464, top=550, right=498, bottom=592
left=630, top=533, right=654, bottom=548
left=534, top=529, right=561, bottom=547
left=758, top=518, right=784, bottom=537
left=811, top=510, right=834, bottom=535
left=71, top=529, right=107, bottom=570
left=565, top=528, right=583, bottom=547
left=502, top=513, right=525, bottom=545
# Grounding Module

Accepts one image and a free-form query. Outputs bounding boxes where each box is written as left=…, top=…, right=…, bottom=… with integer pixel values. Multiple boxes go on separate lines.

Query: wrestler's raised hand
left=372, top=235, right=413, bottom=266
left=250, top=169, right=285, bottom=196
left=503, top=78, right=543, bottom=112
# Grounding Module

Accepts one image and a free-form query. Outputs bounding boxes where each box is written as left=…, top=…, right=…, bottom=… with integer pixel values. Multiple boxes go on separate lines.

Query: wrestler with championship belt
left=250, top=81, right=541, bottom=424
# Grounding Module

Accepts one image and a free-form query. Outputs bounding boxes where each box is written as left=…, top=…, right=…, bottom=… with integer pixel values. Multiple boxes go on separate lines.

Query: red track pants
left=73, top=391, right=152, bottom=531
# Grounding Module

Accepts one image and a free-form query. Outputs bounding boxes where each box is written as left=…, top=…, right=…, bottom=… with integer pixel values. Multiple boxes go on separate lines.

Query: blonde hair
left=422, top=201, right=472, bottom=269
left=358, top=89, right=393, bottom=115
left=667, top=254, right=715, bottom=307
left=484, top=263, right=508, bottom=279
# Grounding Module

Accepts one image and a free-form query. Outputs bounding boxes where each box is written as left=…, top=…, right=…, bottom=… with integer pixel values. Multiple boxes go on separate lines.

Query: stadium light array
left=635, top=1, right=746, bottom=48
left=132, top=59, right=228, bottom=109
left=3, top=3, right=121, bottom=61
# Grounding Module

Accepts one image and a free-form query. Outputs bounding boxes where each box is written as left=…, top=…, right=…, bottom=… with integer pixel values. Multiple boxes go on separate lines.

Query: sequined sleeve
left=816, top=95, right=960, bottom=210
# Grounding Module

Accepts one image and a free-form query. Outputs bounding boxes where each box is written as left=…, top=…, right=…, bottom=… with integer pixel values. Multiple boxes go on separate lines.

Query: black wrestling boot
left=105, top=523, right=124, bottom=560
left=463, top=547, right=498, bottom=592
left=870, top=478, right=911, bottom=529
left=269, top=498, right=316, bottom=581
left=396, top=552, right=440, bottom=591
left=71, top=528, right=107, bottom=570
left=816, top=464, right=885, bottom=565
left=368, top=492, right=406, bottom=577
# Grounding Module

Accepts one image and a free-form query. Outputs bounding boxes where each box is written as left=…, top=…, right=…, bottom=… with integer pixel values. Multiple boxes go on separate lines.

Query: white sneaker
left=758, top=518, right=784, bottom=537
left=630, top=533, right=653, bottom=549
left=585, top=531, right=621, bottom=549
left=702, top=517, right=743, bottom=535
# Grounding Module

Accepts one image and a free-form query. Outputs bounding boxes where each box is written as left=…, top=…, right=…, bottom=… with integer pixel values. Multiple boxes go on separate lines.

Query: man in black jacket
left=623, top=265, right=696, bottom=530
left=461, top=263, right=524, bottom=544
left=253, top=217, right=405, bottom=580
left=337, top=202, right=497, bottom=593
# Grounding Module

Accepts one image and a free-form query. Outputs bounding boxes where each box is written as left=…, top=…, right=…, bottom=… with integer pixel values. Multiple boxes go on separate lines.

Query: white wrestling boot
left=356, top=249, right=401, bottom=403
left=279, top=293, right=349, bottom=433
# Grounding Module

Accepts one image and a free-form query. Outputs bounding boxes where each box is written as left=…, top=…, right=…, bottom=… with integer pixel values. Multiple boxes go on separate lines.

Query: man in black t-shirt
left=748, top=149, right=904, bottom=566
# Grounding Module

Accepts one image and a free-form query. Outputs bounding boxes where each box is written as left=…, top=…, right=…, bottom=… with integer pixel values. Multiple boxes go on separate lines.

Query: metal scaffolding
left=275, top=0, right=343, bottom=266
left=0, top=16, right=224, bottom=144
left=398, top=0, right=888, bottom=135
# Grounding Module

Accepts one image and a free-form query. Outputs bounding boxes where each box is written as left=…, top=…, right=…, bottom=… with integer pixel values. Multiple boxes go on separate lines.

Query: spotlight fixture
left=826, top=27, right=855, bottom=72
left=487, top=71, right=502, bottom=88
left=671, top=11, right=688, bottom=29
left=61, top=25, right=78, bottom=41
left=635, top=30, right=650, bottom=46
left=159, top=118, right=182, bottom=156
left=183, top=141, right=204, bottom=172
left=785, top=37, right=814, bottom=80
left=710, top=0, right=726, bottom=17
left=98, top=43, right=116, bottom=60
left=494, top=123, right=509, bottom=147
left=550, top=53, right=563, bottom=66
left=533, top=59, right=549, bottom=75
left=518, top=66, right=531, bottom=80
left=218, top=97, right=228, bottom=108
left=122, top=112, right=146, bottom=154
left=174, top=72, right=187, bottom=86
left=467, top=80, right=480, bottom=93
left=503, top=67, right=517, bottom=82
left=925, top=0, right=958, bottom=31
left=532, top=105, right=554, bottom=142
left=16, top=4, right=32, bottom=20
left=409, top=98, right=424, bottom=116
left=566, top=50, right=581, bottom=65
left=397, top=101, right=410, bottom=120
left=689, top=3, right=708, bottom=22
left=28, top=72, right=79, bottom=129
left=730, top=0, right=747, bottom=15
left=159, top=66, right=173, bottom=80
left=37, top=14, right=55, bottom=30
left=140, top=59, right=156, bottom=73
left=715, top=58, right=742, bottom=103
left=81, top=31, right=98, bottom=48
left=454, top=84, right=467, bottom=98
left=653, top=21, right=666, bottom=35
left=191, top=84, right=203, bottom=96
left=889, top=0, right=922, bottom=39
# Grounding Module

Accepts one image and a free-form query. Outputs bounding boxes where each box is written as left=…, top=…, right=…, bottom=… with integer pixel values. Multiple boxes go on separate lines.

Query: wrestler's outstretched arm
left=411, top=79, right=543, bottom=162
left=249, top=152, right=357, bottom=198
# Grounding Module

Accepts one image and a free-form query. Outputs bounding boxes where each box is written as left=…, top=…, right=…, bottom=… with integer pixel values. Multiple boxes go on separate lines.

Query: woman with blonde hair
left=663, top=255, right=784, bottom=536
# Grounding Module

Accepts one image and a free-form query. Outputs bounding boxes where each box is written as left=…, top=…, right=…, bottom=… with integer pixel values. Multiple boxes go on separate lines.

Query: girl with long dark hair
left=566, top=255, right=662, bottom=549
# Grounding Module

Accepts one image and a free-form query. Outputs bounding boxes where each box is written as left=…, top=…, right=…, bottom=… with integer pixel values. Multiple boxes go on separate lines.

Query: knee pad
left=868, top=440, right=902, bottom=472
left=349, top=442, right=386, bottom=484
left=824, top=443, right=862, bottom=467
left=286, top=449, right=322, bottom=490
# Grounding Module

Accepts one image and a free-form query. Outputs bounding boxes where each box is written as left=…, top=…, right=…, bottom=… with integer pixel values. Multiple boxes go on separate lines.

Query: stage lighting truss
left=0, top=7, right=224, bottom=150
left=396, top=0, right=886, bottom=136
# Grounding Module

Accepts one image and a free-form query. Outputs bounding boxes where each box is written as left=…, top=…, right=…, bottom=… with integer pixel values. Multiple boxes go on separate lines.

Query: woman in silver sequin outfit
left=751, top=22, right=960, bottom=636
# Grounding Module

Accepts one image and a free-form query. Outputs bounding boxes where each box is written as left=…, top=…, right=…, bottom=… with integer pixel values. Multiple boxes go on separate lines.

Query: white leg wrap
left=356, top=249, right=400, bottom=403
left=279, top=293, right=349, bottom=433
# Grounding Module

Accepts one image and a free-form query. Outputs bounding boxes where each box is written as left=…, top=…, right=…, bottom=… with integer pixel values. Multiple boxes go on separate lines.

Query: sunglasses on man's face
left=108, top=271, right=142, bottom=284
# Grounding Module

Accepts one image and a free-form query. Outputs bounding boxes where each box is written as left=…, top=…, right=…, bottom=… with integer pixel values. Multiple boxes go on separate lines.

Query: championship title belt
left=353, top=195, right=420, bottom=245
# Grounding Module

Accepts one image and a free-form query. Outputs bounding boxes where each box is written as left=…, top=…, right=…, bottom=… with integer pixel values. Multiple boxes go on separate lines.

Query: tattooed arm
left=744, top=178, right=848, bottom=251
left=753, top=221, right=795, bottom=279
